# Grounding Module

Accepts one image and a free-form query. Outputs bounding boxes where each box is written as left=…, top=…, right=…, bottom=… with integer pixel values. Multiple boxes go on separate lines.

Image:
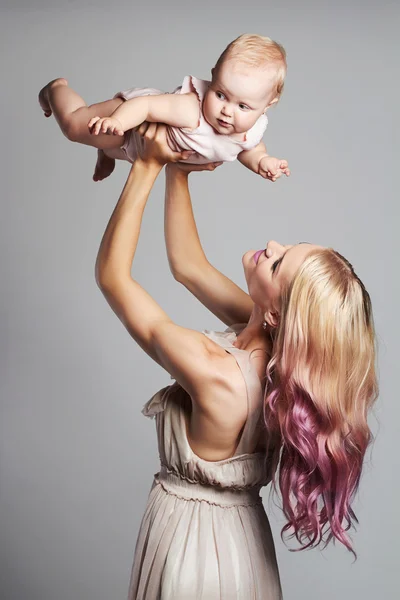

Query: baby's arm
left=88, top=93, right=199, bottom=136
left=238, top=142, right=290, bottom=182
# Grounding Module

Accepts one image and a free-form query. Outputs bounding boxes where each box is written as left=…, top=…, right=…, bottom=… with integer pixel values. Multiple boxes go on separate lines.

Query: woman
left=95, top=123, right=378, bottom=599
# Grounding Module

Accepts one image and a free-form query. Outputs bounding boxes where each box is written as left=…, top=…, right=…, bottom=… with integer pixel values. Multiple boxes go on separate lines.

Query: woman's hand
left=167, top=160, right=223, bottom=175
left=135, top=121, right=193, bottom=167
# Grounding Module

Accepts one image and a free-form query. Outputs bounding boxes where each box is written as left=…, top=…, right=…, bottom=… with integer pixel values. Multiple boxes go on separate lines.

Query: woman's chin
left=243, top=250, right=255, bottom=264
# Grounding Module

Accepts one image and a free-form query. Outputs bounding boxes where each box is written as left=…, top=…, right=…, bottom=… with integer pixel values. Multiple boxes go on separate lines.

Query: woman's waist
left=153, top=465, right=264, bottom=507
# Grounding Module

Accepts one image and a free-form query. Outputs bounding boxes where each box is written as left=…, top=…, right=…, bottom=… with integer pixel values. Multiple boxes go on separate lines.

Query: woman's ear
left=265, top=310, right=279, bottom=329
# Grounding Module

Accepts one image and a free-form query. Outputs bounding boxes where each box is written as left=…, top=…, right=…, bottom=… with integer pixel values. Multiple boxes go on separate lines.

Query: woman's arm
left=164, top=164, right=254, bottom=326
left=89, top=92, right=199, bottom=136
left=95, top=125, right=229, bottom=397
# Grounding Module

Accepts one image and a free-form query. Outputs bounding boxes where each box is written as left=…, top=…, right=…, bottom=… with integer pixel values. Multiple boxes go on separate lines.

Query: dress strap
left=202, top=327, right=264, bottom=455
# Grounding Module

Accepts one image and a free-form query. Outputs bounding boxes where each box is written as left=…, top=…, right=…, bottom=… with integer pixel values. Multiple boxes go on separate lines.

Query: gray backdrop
left=1, top=0, right=398, bottom=598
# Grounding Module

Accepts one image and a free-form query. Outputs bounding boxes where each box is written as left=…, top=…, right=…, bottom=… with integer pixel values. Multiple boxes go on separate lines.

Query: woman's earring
left=262, top=321, right=268, bottom=330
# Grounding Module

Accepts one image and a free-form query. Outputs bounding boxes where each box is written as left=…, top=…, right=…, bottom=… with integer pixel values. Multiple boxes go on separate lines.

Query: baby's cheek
left=245, top=113, right=259, bottom=130
left=202, top=95, right=214, bottom=121
left=235, top=113, right=252, bottom=133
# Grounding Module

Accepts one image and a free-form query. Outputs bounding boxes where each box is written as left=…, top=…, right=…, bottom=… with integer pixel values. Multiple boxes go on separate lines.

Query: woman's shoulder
left=200, top=334, right=248, bottom=399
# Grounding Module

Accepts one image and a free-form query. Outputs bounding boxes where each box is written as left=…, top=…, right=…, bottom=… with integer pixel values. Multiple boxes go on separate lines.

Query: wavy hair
left=264, top=248, right=378, bottom=557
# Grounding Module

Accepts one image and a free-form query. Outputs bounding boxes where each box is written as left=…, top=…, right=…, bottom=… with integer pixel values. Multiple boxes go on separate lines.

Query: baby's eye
left=216, top=91, right=225, bottom=100
left=239, top=104, right=250, bottom=111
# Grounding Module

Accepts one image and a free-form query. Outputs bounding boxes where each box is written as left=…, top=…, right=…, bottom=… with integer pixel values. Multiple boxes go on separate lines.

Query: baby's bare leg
left=92, top=150, right=116, bottom=182
left=38, top=78, right=125, bottom=150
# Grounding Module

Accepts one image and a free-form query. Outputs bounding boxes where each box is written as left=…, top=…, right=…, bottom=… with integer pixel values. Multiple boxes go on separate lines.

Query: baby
left=39, top=34, right=290, bottom=182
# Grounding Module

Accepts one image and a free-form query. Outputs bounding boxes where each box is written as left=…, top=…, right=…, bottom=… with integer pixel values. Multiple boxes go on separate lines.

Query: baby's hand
left=88, top=116, right=124, bottom=136
left=258, top=155, right=290, bottom=182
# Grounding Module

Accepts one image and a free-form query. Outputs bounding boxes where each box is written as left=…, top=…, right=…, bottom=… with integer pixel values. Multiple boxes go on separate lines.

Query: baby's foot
left=38, top=78, right=68, bottom=117
left=93, top=149, right=116, bottom=182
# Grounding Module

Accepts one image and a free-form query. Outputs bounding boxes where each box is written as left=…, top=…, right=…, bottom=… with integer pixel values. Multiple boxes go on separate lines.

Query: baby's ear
left=211, top=67, right=215, bottom=78
left=267, top=96, right=279, bottom=109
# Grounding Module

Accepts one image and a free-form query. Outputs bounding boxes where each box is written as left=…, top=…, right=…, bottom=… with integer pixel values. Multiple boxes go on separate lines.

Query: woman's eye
left=271, top=260, right=280, bottom=273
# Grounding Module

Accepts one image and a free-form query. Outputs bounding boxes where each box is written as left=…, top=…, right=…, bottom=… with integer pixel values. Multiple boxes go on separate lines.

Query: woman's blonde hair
left=214, top=33, right=287, bottom=100
left=264, top=248, right=378, bottom=556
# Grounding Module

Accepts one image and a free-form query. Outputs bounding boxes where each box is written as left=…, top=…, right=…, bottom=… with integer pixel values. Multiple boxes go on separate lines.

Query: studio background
left=1, top=1, right=398, bottom=599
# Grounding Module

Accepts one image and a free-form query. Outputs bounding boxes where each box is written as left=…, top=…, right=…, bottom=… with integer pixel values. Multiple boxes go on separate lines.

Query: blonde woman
left=96, top=123, right=378, bottom=599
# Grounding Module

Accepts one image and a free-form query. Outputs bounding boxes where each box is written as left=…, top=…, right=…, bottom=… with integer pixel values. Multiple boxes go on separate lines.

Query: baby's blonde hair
left=214, top=33, right=287, bottom=100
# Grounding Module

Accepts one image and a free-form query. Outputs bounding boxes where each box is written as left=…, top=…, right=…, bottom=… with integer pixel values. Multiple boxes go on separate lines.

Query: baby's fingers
left=88, top=116, right=100, bottom=133
left=92, top=118, right=106, bottom=135
left=280, top=163, right=290, bottom=176
left=267, top=163, right=278, bottom=176
left=95, top=120, right=106, bottom=135
left=100, top=120, right=114, bottom=134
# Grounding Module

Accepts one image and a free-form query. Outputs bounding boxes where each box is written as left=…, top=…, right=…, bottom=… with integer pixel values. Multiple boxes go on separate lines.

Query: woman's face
left=242, top=240, right=323, bottom=326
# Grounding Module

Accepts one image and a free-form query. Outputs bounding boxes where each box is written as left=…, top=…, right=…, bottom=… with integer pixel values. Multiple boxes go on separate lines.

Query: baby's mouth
left=217, top=118, right=231, bottom=128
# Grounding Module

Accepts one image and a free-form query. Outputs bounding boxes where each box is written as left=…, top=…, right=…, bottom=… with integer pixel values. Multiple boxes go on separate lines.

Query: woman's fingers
left=175, top=161, right=223, bottom=173
left=144, top=122, right=158, bottom=139
left=137, top=122, right=174, bottom=164
left=207, top=162, right=223, bottom=170
left=136, top=121, right=151, bottom=136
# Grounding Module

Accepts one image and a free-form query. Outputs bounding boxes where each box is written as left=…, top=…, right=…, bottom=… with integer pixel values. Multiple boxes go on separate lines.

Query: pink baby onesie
left=109, top=75, right=268, bottom=165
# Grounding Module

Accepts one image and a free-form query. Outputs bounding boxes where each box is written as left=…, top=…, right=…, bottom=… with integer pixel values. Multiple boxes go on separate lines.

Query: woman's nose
left=266, top=240, right=284, bottom=257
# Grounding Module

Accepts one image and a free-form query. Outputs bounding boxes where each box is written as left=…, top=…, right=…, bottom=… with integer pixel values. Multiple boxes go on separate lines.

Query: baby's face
left=202, top=60, right=278, bottom=136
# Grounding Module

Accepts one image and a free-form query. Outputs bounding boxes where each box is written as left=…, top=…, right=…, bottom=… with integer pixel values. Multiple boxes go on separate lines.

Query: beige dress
left=127, top=327, right=282, bottom=600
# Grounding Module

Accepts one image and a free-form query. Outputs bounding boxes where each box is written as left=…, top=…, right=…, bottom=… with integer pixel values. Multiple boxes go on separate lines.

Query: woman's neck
left=233, top=305, right=273, bottom=356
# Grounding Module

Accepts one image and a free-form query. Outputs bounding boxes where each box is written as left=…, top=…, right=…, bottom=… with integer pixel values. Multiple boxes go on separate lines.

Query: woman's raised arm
left=165, top=163, right=253, bottom=326
left=95, top=125, right=230, bottom=398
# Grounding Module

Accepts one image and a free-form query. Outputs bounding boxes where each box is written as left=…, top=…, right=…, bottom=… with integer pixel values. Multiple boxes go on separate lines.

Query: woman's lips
left=253, top=249, right=265, bottom=265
